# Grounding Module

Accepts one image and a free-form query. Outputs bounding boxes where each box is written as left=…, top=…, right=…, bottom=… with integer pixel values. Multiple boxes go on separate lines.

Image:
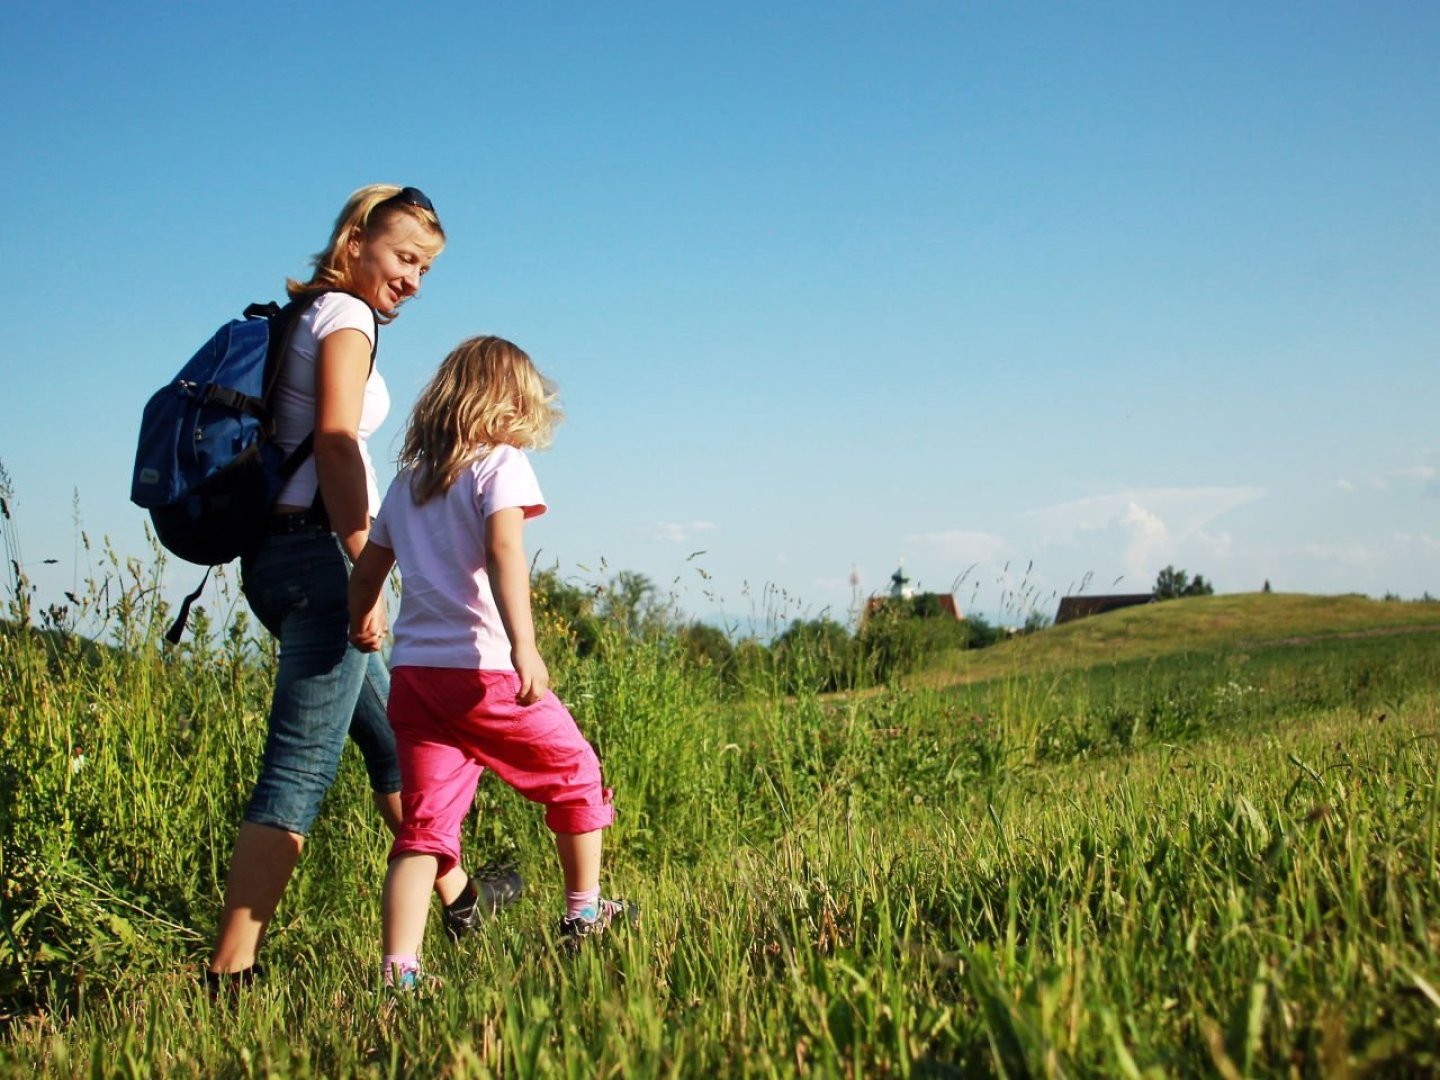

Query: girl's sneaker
left=381, top=963, right=444, bottom=995
left=389, top=967, right=421, bottom=991
left=557, top=898, right=639, bottom=946
left=442, top=866, right=525, bottom=942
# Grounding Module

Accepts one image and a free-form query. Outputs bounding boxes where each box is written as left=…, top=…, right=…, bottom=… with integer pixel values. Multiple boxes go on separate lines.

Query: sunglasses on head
left=378, top=186, right=436, bottom=215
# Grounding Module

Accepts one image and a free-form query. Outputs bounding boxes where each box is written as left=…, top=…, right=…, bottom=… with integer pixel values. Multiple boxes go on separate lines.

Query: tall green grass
left=4, top=553, right=1440, bottom=1074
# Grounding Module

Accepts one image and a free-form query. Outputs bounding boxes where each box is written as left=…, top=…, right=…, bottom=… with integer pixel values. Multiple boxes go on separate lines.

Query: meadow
left=3, top=555, right=1440, bottom=1076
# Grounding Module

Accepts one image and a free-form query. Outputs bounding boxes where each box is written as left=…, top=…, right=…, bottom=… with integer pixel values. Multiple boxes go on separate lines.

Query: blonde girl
left=349, top=336, right=632, bottom=986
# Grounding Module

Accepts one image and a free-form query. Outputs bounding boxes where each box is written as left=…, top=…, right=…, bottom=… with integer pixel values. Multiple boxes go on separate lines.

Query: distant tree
left=675, top=621, right=735, bottom=676
left=964, top=612, right=1002, bottom=648
left=1021, top=608, right=1052, bottom=634
left=532, top=567, right=602, bottom=658
left=773, top=617, right=856, bottom=694
left=730, top=639, right=774, bottom=693
left=596, top=570, right=673, bottom=639
left=858, top=597, right=979, bottom=683
left=1153, top=565, right=1215, bottom=601
left=1153, top=565, right=1189, bottom=599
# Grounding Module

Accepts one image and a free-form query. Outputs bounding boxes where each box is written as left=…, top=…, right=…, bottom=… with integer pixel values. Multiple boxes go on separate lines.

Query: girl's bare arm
left=348, top=541, right=395, bottom=653
left=485, top=507, right=549, bottom=704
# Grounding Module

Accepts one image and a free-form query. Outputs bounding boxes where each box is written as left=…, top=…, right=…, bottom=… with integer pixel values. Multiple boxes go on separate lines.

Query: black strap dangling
left=165, top=566, right=212, bottom=644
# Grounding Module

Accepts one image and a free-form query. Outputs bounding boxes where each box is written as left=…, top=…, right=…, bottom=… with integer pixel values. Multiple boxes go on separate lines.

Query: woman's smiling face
left=347, top=213, right=440, bottom=314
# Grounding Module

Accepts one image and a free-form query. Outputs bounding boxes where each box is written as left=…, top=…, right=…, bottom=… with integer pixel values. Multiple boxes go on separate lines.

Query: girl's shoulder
left=376, top=467, right=416, bottom=517
left=469, top=445, right=542, bottom=499
left=470, top=444, right=530, bottom=477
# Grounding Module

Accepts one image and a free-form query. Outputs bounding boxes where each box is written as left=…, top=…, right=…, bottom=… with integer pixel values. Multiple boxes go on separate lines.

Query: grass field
left=3, top=583, right=1440, bottom=1076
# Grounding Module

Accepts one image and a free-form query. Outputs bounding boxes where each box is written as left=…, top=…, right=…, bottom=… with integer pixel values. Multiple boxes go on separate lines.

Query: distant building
left=862, top=561, right=963, bottom=623
left=1054, top=594, right=1154, bottom=624
left=890, top=559, right=915, bottom=599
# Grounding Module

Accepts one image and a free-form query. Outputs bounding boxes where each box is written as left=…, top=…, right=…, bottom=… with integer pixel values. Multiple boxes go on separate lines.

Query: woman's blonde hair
left=400, top=336, right=563, bottom=504
left=287, top=184, right=446, bottom=323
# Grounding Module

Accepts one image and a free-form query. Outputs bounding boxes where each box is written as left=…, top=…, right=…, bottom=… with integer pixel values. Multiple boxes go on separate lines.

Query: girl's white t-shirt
left=270, top=292, right=390, bottom=515
left=371, top=445, right=547, bottom=670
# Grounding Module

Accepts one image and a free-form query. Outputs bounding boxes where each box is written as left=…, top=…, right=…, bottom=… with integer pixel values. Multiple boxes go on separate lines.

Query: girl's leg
left=554, top=827, right=635, bottom=936
left=374, top=790, right=469, bottom=903
left=452, top=679, right=619, bottom=927
left=384, top=666, right=489, bottom=964
left=554, top=830, right=602, bottom=895
left=383, top=853, right=439, bottom=958
left=355, top=654, right=473, bottom=906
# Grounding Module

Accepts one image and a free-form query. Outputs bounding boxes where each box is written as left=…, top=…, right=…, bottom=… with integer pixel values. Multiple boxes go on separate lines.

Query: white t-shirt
left=371, top=445, right=547, bottom=670
left=270, top=292, right=390, bottom=515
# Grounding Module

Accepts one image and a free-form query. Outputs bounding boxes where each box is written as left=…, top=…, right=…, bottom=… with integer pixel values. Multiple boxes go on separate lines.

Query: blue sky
left=2, top=2, right=1436, bottom=634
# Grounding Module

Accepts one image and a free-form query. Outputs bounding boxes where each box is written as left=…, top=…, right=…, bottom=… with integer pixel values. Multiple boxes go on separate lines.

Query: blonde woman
left=207, top=188, right=519, bottom=991
left=348, top=336, right=634, bottom=988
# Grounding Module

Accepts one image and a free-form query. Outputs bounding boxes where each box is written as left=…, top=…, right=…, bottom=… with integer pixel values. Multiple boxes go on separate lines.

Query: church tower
left=889, top=559, right=915, bottom=600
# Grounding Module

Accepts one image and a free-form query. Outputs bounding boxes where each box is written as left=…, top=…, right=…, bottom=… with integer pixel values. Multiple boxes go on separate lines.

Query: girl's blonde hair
left=287, top=184, right=446, bottom=324
left=400, top=336, right=563, bottom=504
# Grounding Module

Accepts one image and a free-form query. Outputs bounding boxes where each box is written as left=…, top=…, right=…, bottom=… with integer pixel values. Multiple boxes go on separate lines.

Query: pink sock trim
left=382, top=953, right=419, bottom=986
left=566, top=887, right=600, bottom=918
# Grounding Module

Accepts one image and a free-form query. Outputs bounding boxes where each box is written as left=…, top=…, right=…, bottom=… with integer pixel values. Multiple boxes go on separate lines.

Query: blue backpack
left=131, top=291, right=377, bottom=639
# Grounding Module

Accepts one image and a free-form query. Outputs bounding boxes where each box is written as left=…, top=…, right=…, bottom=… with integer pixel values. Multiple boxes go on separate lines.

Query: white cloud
left=1349, top=459, right=1440, bottom=497
left=1338, top=458, right=1439, bottom=498
left=1393, top=532, right=1440, bottom=553
left=1192, top=529, right=1235, bottom=558
left=1117, top=502, right=1170, bottom=574
left=1024, top=487, right=1263, bottom=543
left=1020, top=486, right=1265, bottom=585
left=1394, top=462, right=1440, bottom=498
left=1302, top=541, right=1384, bottom=570
left=649, top=520, right=718, bottom=543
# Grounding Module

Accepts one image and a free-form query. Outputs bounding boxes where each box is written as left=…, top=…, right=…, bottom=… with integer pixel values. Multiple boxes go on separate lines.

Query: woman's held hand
left=348, top=594, right=388, bottom=653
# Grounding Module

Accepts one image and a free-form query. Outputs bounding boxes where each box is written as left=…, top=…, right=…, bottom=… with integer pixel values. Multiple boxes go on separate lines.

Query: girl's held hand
left=512, top=643, right=550, bottom=705
left=349, top=596, right=388, bottom=653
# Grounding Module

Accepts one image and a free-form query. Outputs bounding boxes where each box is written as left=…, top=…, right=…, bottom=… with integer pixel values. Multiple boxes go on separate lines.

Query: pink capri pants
left=387, top=666, right=614, bottom=877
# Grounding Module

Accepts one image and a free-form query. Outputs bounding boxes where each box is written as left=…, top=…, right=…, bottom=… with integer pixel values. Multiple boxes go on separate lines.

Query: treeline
left=533, top=570, right=1014, bottom=696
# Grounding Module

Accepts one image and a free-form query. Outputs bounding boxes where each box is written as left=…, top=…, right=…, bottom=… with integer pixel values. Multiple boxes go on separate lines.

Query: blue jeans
left=239, top=528, right=401, bottom=835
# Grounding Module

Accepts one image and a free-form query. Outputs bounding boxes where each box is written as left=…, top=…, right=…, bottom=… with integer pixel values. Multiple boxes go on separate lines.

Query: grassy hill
left=918, top=591, right=1440, bottom=688
left=5, top=590, right=1440, bottom=1073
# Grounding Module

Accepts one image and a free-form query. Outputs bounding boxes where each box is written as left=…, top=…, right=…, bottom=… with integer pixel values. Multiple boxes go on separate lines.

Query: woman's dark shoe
left=203, top=962, right=262, bottom=1001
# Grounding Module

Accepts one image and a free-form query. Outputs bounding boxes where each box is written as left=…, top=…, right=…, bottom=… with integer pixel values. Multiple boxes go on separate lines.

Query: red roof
left=862, top=593, right=963, bottom=622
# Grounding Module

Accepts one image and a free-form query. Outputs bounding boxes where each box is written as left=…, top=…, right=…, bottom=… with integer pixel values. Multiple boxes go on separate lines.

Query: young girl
left=348, top=335, right=632, bottom=985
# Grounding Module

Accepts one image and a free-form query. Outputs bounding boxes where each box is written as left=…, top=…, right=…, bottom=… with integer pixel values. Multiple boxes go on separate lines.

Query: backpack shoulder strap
left=264, top=290, right=381, bottom=481
left=259, top=289, right=379, bottom=398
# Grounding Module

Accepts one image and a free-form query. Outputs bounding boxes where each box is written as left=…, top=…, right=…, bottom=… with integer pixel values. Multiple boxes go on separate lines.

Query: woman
left=206, top=185, right=518, bottom=988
